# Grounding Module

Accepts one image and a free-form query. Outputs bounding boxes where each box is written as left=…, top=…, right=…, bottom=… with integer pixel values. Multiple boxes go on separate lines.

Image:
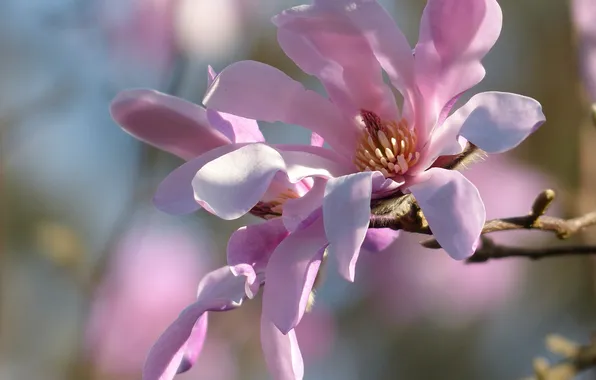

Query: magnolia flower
left=162, top=0, right=544, bottom=335
left=573, top=0, right=596, bottom=100
left=111, top=69, right=330, bottom=379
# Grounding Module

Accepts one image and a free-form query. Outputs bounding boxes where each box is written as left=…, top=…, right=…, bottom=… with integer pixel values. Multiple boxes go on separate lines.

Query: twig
left=419, top=190, right=596, bottom=249
left=370, top=186, right=596, bottom=262
left=466, top=236, right=596, bottom=263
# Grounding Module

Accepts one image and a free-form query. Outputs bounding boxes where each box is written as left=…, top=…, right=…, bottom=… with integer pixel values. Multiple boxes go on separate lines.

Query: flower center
left=353, top=110, right=420, bottom=178
left=249, top=189, right=300, bottom=220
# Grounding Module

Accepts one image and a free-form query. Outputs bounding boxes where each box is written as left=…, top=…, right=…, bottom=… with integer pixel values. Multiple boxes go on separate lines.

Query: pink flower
left=362, top=155, right=559, bottom=326
left=165, top=0, right=543, bottom=335
left=111, top=69, right=310, bottom=380
left=85, top=223, right=207, bottom=376
left=573, top=0, right=596, bottom=100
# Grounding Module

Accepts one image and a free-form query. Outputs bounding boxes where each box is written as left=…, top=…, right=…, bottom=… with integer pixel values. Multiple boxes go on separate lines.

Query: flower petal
left=282, top=177, right=326, bottom=233
left=192, top=144, right=349, bottom=220
left=273, top=3, right=401, bottom=120
left=310, top=132, right=324, bottom=147
left=453, top=92, right=545, bottom=153
left=111, top=89, right=231, bottom=160
left=153, top=143, right=249, bottom=215
left=230, top=263, right=261, bottom=300
left=206, top=108, right=265, bottom=144
left=227, top=218, right=289, bottom=272
left=175, top=315, right=208, bottom=374
left=143, top=266, right=247, bottom=380
left=262, top=215, right=327, bottom=334
left=203, top=60, right=355, bottom=157
left=408, top=168, right=485, bottom=260
left=415, top=0, right=502, bottom=131
left=361, top=228, right=400, bottom=252
left=261, top=316, right=304, bottom=380
left=323, top=171, right=386, bottom=281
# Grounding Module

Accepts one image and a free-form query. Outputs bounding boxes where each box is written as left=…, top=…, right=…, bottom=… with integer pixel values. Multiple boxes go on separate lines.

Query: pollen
left=354, top=110, right=420, bottom=178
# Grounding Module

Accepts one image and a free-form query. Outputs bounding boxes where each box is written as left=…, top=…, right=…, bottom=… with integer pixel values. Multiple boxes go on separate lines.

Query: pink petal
left=408, top=168, right=485, bottom=260
left=175, top=315, right=208, bottom=374
left=207, top=65, right=217, bottom=84
left=203, top=60, right=355, bottom=157
left=192, top=144, right=349, bottom=220
left=206, top=108, right=265, bottom=144
left=310, top=132, right=324, bottom=147
left=153, top=143, right=249, bottom=215
left=111, top=89, right=231, bottom=161
left=261, top=316, right=304, bottom=380
left=415, top=0, right=502, bottom=135
left=273, top=3, right=401, bottom=121
left=262, top=216, right=327, bottom=334
left=282, top=177, right=326, bottom=233
left=447, top=91, right=545, bottom=153
left=227, top=218, right=289, bottom=272
left=143, top=267, right=247, bottom=380
left=229, top=263, right=261, bottom=300
left=361, top=228, right=400, bottom=252
left=323, top=171, right=387, bottom=281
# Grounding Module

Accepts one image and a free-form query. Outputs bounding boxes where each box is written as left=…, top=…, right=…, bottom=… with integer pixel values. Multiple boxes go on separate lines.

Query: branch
left=419, top=189, right=596, bottom=250
left=524, top=334, right=596, bottom=380
left=370, top=184, right=596, bottom=262
left=466, top=236, right=596, bottom=263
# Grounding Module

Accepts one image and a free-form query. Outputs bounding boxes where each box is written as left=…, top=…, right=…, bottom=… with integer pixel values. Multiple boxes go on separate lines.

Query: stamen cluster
left=354, top=110, right=420, bottom=178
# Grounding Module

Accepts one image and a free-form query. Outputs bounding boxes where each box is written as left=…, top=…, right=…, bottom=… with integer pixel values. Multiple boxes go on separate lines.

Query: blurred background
left=2, top=0, right=596, bottom=379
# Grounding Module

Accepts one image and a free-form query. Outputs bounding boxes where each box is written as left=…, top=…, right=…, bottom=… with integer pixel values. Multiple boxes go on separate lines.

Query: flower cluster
left=110, top=0, right=545, bottom=379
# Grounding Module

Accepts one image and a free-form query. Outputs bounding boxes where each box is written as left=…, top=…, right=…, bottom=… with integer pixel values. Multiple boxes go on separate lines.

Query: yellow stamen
left=354, top=110, right=419, bottom=178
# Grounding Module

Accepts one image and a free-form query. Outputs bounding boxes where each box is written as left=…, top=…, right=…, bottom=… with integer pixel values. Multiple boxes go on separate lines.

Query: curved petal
left=153, top=143, right=249, bottom=215
left=408, top=168, right=485, bottom=260
left=261, top=316, right=304, bottom=380
left=203, top=60, right=355, bottom=157
left=361, top=228, right=400, bottom=252
left=176, top=315, right=208, bottom=374
left=282, top=177, right=326, bottom=233
left=227, top=218, right=289, bottom=272
left=262, top=216, right=328, bottom=334
left=286, top=0, right=416, bottom=109
left=207, top=65, right=217, bottom=84
left=323, top=171, right=386, bottom=281
left=230, top=263, right=261, bottom=300
left=192, top=144, right=349, bottom=220
left=273, top=3, right=400, bottom=121
left=414, top=0, right=502, bottom=136
left=111, top=89, right=231, bottom=160
left=143, top=267, right=248, bottom=380
left=206, top=108, right=265, bottom=144
left=452, top=92, right=545, bottom=153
